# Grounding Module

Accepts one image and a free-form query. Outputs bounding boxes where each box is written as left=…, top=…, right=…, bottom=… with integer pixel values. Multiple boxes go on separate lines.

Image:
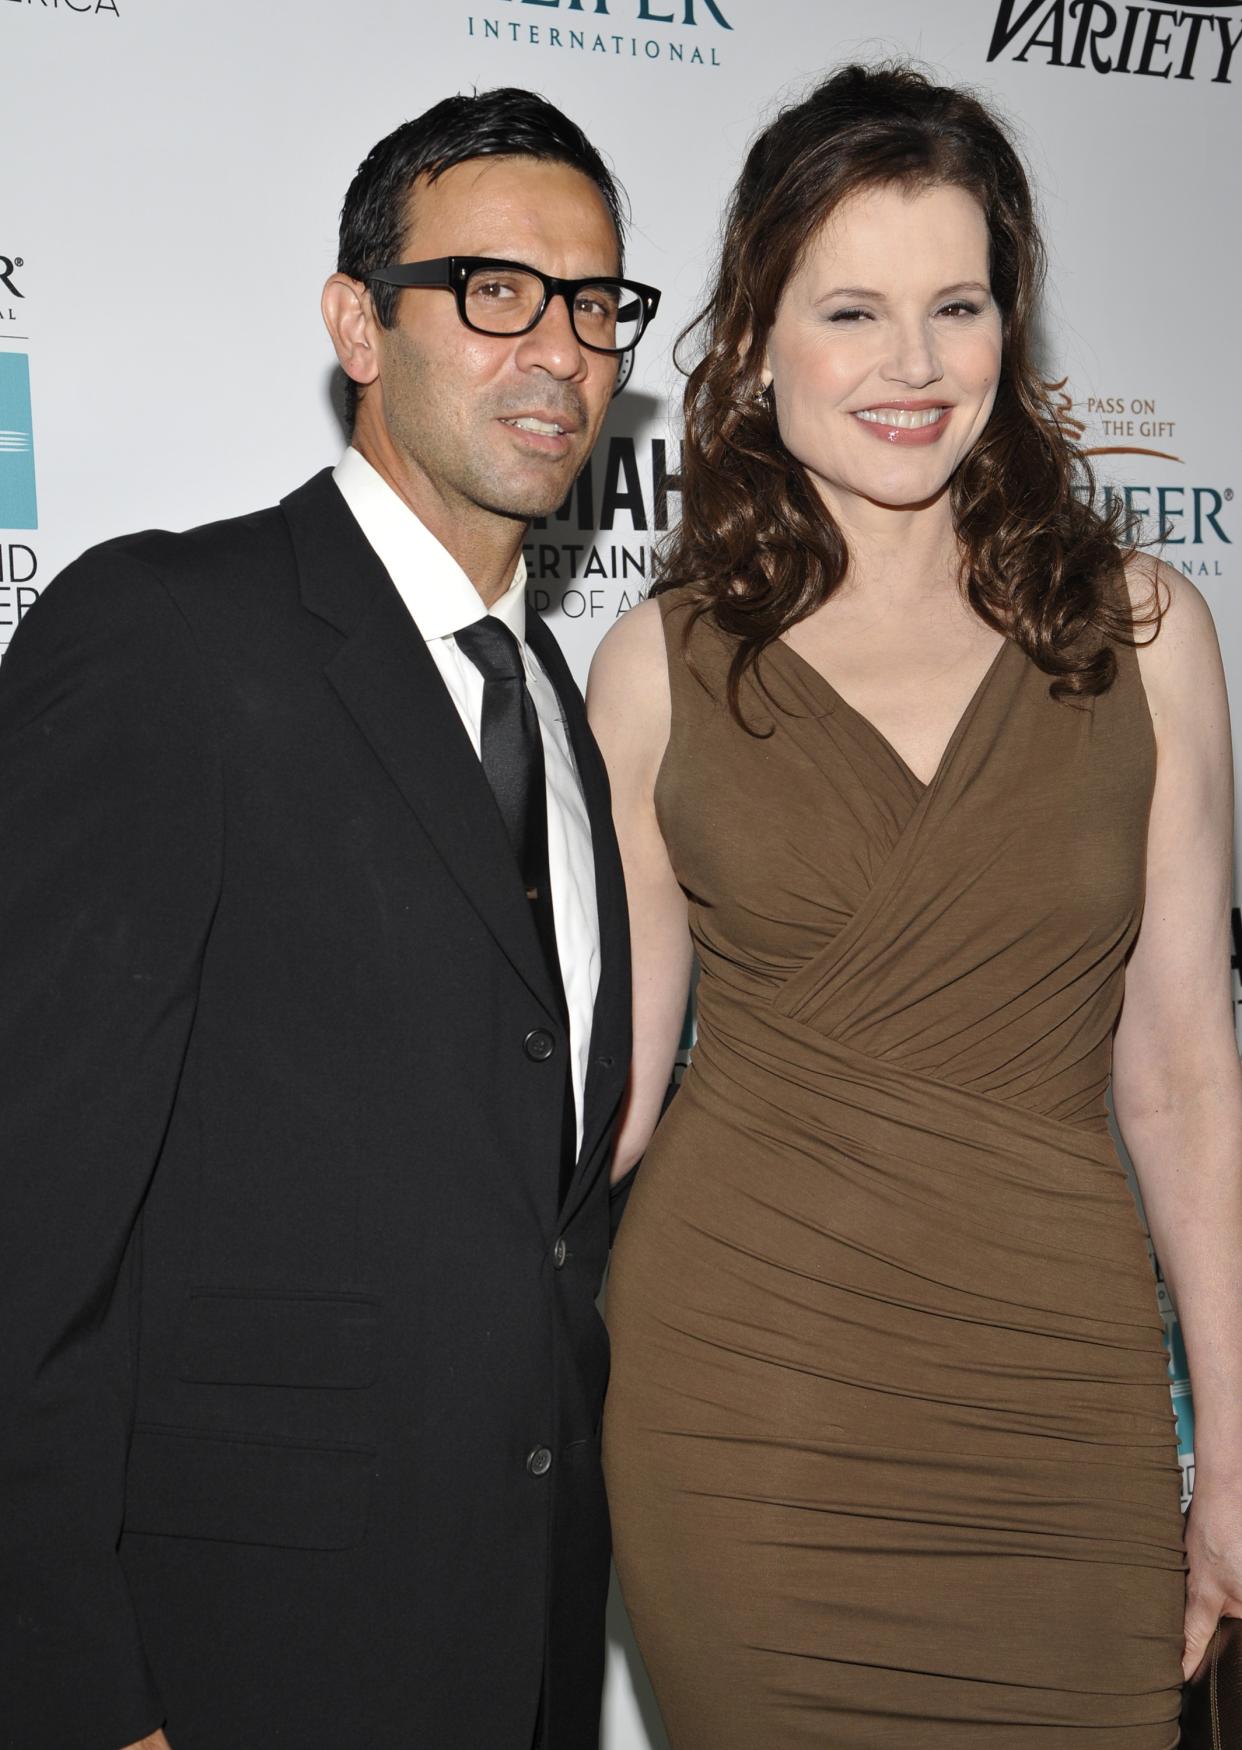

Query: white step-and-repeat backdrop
left=3, top=4, right=1238, bottom=1745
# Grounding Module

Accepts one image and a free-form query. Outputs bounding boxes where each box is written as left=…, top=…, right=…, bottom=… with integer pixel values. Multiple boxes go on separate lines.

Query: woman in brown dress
left=589, top=65, right=1242, bottom=1748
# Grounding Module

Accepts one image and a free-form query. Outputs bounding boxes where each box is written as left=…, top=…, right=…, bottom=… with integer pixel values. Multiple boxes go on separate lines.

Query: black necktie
left=454, top=616, right=576, bottom=1201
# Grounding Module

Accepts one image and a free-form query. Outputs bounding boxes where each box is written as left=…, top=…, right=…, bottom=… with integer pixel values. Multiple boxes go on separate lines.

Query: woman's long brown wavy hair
left=656, top=62, right=1156, bottom=723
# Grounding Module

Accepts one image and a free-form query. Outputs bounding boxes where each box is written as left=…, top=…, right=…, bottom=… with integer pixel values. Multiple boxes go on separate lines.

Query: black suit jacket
left=0, top=470, right=631, bottom=1750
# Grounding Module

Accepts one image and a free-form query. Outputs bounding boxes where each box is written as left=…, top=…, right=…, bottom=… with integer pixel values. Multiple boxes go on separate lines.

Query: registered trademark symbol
left=1226, top=488, right=1235, bottom=502
left=13, top=258, right=22, bottom=269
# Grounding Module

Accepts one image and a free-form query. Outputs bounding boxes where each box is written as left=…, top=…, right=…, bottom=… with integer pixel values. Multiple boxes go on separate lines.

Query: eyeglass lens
left=463, top=266, right=642, bottom=352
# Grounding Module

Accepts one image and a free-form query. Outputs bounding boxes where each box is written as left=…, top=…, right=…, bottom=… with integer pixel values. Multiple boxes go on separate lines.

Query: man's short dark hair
left=336, top=87, right=628, bottom=429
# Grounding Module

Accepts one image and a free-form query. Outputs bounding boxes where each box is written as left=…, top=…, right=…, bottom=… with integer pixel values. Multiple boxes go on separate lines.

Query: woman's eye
left=825, top=301, right=985, bottom=323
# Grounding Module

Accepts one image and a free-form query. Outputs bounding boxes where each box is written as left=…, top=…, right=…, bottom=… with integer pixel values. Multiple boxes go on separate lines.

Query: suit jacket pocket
left=123, top=1423, right=374, bottom=1550
left=175, top=1289, right=380, bottom=1388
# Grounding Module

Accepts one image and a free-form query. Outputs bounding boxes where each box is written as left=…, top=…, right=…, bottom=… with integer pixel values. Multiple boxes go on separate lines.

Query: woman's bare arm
left=1112, top=557, right=1242, bottom=1676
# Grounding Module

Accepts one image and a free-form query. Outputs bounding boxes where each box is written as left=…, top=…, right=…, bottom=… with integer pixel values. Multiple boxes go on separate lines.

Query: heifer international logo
left=0, top=254, right=27, bottom=339
left=467, top=0, right=732, bottom=68
left=1048, top=378, right=1182, bottom=464
left=1052, top=379, right=1233, bottom=578
left=988, top=0, right=1242, bottom=81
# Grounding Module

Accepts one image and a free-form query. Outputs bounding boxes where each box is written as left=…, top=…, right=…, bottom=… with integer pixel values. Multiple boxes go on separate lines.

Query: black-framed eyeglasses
left=365, top=256, right=661, bottom=357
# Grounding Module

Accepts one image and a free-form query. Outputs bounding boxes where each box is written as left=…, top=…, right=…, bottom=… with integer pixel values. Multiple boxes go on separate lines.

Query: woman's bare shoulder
left=588, top=594, right=668, bottom=692
left=1124, top=551, right=1226, bottom=729
left=586, top=595, right=674, bottom=773
left=1123, top=551, right=1216, bottom=636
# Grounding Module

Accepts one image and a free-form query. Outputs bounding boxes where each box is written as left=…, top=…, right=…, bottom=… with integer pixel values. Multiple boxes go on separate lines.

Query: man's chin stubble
left=475, top=467, right=586, bottom=527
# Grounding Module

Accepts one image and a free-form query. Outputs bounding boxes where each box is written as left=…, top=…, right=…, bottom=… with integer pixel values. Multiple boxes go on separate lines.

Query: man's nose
left=514, top=293, right=589, bottom=380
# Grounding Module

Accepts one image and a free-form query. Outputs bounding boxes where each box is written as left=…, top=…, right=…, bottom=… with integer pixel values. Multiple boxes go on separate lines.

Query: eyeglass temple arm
left=366, top=261, right=451, bottom=288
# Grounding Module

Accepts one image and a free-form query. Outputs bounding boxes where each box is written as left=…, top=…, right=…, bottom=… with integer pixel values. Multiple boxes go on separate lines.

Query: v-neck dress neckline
left=770, top=630, right=1012, bottom=795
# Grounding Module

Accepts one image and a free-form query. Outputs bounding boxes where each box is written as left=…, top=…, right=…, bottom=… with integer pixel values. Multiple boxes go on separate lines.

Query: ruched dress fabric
left=603, top=588, right=1186, bottom=1748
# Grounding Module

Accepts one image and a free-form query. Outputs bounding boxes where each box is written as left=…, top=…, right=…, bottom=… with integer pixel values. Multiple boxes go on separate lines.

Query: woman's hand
left=1183, top=1478, right=1242, bottom=1679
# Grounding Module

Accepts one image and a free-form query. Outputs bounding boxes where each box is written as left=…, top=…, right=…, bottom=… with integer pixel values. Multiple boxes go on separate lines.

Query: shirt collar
left=332, top=446, right=528, bottom=645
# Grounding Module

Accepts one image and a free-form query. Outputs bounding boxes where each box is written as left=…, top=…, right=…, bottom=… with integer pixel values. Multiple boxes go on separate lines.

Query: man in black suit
left=0, top=88, right=658, bottom=1750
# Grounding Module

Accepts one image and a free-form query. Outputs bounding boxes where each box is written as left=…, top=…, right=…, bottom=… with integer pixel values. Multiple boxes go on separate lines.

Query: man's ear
left=321, top=274, right=381, bottom=389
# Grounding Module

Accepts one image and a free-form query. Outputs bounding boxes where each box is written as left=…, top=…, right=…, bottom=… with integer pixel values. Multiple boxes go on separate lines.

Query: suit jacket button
left=524, top=1028, right=555, bottom=1062
left=527, top=1445, right=553, bottom=1477
left=552, top=1237, right=567, bottom=1269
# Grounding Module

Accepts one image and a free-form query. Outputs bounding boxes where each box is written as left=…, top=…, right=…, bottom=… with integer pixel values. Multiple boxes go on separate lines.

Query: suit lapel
left=525, top=610, right=631, bottom=1213
left=283, top=471, right=563, bottom=1023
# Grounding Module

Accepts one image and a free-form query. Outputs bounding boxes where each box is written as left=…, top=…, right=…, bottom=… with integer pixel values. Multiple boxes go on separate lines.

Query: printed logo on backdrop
left=1052, top=379, right=1233, bottom=581
left=523, top=430, right=680, bottom=620
left=0, top=256, right=28, bottom=344
left=466, top=0, right=732, bottom=70
left=0, top=356, right=37, bottom=531
left=987, top=0, right=1242, bottom=82
left=0, top=315, right=40, bottom=655
left=1150, top=1242, right=1196, bottom=1508
left=6, top=0, right=120, bottom=14
left=0, top=255, right=24, bottom=307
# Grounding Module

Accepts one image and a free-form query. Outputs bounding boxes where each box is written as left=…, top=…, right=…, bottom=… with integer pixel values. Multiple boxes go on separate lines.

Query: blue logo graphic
left=0, top=353, right=37, bottom=530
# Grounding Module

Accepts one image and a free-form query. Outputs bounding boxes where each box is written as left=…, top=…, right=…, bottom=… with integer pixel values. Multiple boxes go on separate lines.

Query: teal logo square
left=0, top=353, right=38, bottom=530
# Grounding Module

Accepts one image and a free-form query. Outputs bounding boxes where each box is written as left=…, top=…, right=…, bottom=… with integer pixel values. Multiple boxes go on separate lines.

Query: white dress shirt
left=333, top=447, right=600, bottom=1154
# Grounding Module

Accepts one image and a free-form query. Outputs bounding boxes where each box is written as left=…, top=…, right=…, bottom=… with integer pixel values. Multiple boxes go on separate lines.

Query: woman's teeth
left=855, top=407, right=947, bottom=428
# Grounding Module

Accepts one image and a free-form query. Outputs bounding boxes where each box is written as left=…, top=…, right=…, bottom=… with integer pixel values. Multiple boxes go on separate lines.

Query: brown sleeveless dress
left=602, top=588, right=1185, bottom=1748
